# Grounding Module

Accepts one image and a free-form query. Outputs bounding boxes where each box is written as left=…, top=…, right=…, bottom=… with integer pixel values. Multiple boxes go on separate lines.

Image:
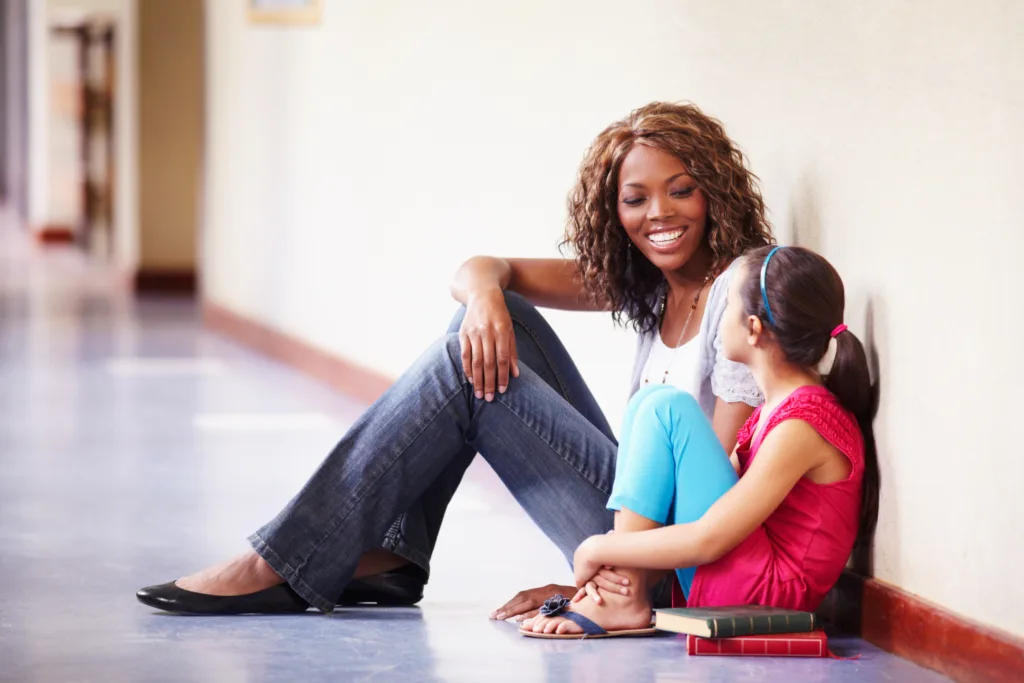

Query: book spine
left=710, top=613, right=817, bottom=638
left=687, top=634, right=827, bottom=658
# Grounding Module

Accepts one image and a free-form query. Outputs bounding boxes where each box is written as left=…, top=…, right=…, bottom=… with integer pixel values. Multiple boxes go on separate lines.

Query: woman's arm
left=449, top=257, right=608, bottom=402
left=573, top=419, right=829, bottom=584
left=712, top=397, right=755, bottom=457
left=450, top=256, right=608, bottom=311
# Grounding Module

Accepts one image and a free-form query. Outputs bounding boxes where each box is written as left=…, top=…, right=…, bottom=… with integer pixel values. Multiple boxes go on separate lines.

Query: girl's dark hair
left=739, top=245, right=880, bottom=551
left=562, top=102, right=774, bottom=333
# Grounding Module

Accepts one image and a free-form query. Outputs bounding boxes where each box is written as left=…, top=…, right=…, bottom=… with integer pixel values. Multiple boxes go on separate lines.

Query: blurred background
left=1, top=1, right=1022, bottom=680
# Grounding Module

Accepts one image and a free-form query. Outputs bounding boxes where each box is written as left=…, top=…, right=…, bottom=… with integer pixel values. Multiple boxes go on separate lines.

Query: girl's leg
left=525, top=388, right=737, bottom=635
left=609, top=387, right=738, bottom=596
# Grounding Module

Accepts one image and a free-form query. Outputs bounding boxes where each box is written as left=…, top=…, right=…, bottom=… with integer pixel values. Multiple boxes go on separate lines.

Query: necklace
left=644, top=273, right=712, bottom=385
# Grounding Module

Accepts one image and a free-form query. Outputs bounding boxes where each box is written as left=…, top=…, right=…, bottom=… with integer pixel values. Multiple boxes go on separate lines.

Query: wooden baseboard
left=34, top=224, right=75, bottom=244
left=134, top=269, right=198, bottom=295
left=201, top=300, right=1023, bottom=683
left=202, top=300, right=393, bottom=406
left=819, top=572, right=1024, bottom=683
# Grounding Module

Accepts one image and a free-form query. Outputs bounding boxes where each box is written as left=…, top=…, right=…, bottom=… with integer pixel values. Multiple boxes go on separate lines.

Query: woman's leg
left=166, top=293, right=620, bottom=612
left=375, top=292, right=617, bottom=583
left=525, top=388, right=738, bottom=635
left=239, top=328, right=618, bottom=612
left=175, top=291, right=619, bottom=609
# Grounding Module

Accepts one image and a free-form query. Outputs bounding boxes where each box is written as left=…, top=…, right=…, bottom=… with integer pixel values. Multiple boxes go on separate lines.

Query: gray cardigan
left=628, top=261, right=764, bottom=419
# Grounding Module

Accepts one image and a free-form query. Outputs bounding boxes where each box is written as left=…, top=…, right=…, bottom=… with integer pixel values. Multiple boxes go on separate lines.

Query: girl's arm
left=573, top=419, right=831, bottom=585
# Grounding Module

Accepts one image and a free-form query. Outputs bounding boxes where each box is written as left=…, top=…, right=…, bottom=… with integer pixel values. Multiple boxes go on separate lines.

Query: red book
left=686, top=630, right=829, bottom=658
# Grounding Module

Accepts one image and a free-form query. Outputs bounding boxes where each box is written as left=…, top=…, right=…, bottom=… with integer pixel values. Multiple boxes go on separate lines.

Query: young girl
left=521, top=245, right=880, bottom=638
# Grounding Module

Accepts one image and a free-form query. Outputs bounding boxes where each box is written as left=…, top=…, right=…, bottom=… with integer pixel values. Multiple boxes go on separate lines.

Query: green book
left=654, top=605, right=818, bottom=638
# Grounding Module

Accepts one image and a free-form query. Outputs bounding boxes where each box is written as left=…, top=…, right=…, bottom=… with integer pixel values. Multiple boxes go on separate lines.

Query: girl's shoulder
left=766, top=386, right=864, bottom=464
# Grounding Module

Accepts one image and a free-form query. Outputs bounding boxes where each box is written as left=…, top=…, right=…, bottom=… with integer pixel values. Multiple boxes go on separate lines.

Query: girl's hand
left=571, top=567, right=632, bottom=605
left=572, top=536, right=606, bottom=588
left=459, top=289, right=520, bottom=401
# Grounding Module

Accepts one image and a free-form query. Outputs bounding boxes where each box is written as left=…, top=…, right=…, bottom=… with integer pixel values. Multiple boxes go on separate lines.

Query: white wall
left=202, top=0, right=1024, bottom=636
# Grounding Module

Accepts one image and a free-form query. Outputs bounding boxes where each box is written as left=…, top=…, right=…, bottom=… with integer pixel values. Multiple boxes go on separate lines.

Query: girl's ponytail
left=825, top=329, right=880, bottom=550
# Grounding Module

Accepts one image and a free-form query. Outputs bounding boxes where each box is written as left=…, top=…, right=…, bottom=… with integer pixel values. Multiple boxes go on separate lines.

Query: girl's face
left=617, top=145, right=709, bottom=274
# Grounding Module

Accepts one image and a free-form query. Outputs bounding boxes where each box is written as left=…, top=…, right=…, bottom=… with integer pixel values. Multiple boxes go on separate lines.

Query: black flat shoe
left=136, top=582, right=309, bottom=615
left=336, top=566, right=424, bottom=607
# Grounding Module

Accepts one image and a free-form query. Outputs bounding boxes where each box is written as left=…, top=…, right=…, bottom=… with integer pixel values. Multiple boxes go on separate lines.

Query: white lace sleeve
left=708, top=266, right=763, bottom=407
left=711, top=331, right=763, bottom=407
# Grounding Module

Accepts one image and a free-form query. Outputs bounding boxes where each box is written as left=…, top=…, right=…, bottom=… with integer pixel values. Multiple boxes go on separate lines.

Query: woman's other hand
left=459, top=288, right=520, bottom=401
left=489, top=583, right=575, bottom=622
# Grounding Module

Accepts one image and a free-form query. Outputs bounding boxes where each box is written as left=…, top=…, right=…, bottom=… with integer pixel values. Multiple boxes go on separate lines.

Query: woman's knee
left=421, top=332, right=467, bottom=383
left=445, top=290, right=539, bottom=336
left=500, top=290, right=535, bottom=318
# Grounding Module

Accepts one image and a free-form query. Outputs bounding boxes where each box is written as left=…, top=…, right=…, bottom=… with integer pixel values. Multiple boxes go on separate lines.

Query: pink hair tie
left=831, top=324, right=848, bottom=338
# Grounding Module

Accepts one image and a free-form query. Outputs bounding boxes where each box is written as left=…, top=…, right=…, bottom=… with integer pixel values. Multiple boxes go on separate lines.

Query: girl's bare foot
left=174, top=550, right=283, bottom=596
left=520, top=585, right=652, bottom=636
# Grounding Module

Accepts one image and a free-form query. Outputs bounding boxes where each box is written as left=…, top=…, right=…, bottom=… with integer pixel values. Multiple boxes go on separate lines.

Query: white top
left=629, top=259, right=763, bottom=420
left=639, top=332, right=704, bottom=397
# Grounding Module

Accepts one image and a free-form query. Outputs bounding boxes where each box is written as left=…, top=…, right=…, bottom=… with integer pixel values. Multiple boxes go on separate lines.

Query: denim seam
left=379, top=534, right=431, bottom=574
left=248, top=531, right=335, bottom=612
left=509, top=313, right=574, bottom=405
left=297, top=381, right=467, bottom=581
left=495, top=392, right=613, bottom=496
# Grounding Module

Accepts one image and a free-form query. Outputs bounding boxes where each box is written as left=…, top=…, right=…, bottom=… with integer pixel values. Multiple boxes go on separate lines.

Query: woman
left=520, top=246, right=880, bottom=638
left=136, top=102, right=773, bottom=616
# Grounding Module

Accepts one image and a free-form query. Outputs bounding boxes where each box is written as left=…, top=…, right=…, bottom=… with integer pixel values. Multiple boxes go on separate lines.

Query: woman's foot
left=520, top=586, right=652, bottom=636
left=174, top=550, right=283, bottom=596
left=137, top=551, right=305, bottom=614
left=352, top=549, right=410, bottom=579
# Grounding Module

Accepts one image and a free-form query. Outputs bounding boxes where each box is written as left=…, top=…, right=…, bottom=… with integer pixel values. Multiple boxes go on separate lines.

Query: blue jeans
left=607, top=385, right=739, bottom=597
left=249, top=293, right=619, bottom=612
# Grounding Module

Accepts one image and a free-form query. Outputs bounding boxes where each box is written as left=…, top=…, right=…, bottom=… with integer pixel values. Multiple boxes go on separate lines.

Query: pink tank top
left=686, top=385, right=865, bottom=612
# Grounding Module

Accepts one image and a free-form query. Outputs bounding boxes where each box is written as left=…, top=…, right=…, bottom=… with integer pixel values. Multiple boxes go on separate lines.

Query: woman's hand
left=459, top=288, right=520, bottom=401
left=490, top=583, right=575, bottom=621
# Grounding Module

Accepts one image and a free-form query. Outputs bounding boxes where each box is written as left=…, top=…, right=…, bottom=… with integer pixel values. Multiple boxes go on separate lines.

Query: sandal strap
left=558, top=610, right=608, bottom=636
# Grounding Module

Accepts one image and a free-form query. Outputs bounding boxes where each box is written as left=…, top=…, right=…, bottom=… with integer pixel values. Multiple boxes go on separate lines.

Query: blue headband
left=760, top=246, right=783, bottom=326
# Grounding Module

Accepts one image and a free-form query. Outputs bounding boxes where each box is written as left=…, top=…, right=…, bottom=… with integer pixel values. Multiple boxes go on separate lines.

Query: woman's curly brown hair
left=563, top=102, right=774, bottom=333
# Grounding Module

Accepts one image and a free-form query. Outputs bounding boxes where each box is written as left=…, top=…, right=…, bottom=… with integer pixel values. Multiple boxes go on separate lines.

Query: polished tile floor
left=0, top=219, right=951, bottom=682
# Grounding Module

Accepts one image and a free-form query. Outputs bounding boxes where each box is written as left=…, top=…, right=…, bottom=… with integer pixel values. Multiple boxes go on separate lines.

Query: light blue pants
left=606, top=385, right=740, bottom=597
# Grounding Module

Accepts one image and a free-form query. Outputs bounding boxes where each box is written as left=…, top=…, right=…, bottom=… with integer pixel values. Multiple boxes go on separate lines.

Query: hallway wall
left=201, top=0, right=1024, bottom=636
left=1, top=0, right=30, bottom=215
left=137, top=0, right=202, bottom=274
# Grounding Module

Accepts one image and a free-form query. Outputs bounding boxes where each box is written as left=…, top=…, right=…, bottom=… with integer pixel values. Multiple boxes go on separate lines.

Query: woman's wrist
left=466, top=285, right=504, bottom=306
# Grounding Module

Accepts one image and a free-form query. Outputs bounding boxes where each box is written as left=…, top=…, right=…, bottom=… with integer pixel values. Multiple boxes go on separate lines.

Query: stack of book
left=654, top=605, right=830, bottom=658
